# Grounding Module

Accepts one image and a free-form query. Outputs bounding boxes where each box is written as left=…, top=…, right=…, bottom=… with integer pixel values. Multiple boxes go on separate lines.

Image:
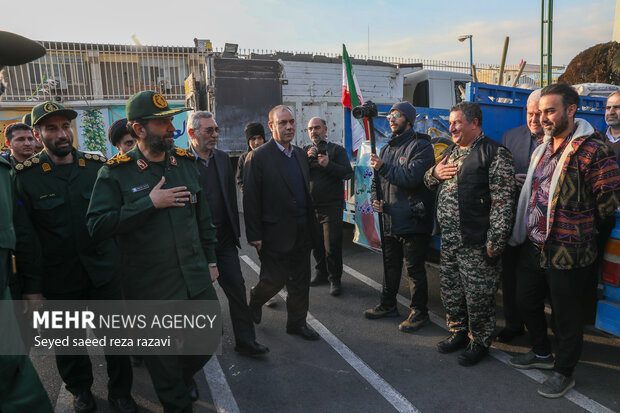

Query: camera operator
left=364, top=102, right=435, bottom=335
left=305, top=117, right=353, bottom=296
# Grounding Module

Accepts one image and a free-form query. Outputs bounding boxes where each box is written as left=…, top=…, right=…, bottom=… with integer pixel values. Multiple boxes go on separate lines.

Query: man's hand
left=317, top=153, right=329, bottom=167
left=432, top=155, right=457, bottom=180
left=149, top=177, right=191, bottom=208
left=486, top=247, right=500, bottom=258
left=250, top=240, right=262, bottom=252
left=307, top=147, right=318, bottom=158
left=209, top=266, right=219, bottom=282
left=22, top=293, right=45, bottom=316
left=371, top=200, right=384, bottom=213
left=515, top=173, right=527, bottom=188
left=369, top=153, right=383, bottom=171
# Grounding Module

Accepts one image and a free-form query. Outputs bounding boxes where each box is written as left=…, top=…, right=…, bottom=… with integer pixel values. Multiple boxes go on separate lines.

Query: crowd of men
left=2, top=31, right=620, bottom=413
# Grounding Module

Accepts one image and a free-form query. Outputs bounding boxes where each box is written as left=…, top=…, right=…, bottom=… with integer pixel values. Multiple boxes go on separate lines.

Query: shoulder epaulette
left=83, top=153, right=107, bottom=163
left=105, top=153, right=133, bottom=168
left=174, top=147, right=195, bottom=160
left=13, top=155, right=41, bottom=173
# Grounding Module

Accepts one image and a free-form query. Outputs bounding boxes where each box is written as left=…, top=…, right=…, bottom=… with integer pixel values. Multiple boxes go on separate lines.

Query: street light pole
left=458, top=35, right=473, bottom=76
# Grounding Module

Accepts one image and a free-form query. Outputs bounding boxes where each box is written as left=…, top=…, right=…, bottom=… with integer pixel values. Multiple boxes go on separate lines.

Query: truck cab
left=403, top=69, right=472, bottom=110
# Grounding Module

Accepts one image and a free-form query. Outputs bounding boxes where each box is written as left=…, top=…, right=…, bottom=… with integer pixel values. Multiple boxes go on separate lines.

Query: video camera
left=352, top=101, right=378, bottom=119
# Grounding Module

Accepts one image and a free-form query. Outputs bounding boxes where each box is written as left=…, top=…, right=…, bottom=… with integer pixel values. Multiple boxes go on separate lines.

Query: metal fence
left=1, top=42, right=565, bottom=103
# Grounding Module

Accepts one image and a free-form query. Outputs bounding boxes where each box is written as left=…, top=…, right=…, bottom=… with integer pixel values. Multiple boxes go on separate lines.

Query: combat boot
left=398, top=310, right=430, bottom=333
left=364, top=304, right=399, bottom=319
left=457, top=341, right=489, bottom=366
left=437, top=330, right=469, bottom=353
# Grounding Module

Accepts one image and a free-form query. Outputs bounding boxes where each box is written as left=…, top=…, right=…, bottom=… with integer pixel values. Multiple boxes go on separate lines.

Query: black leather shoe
left=286, top=324, right=320, bottom=341
left=329, top=282, right=342, bottom=296
left=496, top=326, right=525, bottom=343
left=188, top=378, right=199, bottom=402
left=235, top=340, right=270, bottom=357
left=437, top=330, right=469, bottom=354
left=73, top=390, right=96, bottom=413
left=458, top=342, right=489, bottom=366
left=249, top=302, right=262, bottom=324
left=108, top=395, right=138, bottom=413
left=310, top=274, right=329, bottom=286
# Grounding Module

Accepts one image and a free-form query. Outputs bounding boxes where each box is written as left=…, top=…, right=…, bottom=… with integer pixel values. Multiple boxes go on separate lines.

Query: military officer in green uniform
left=13, top=101, right=136, bottom=413
left=87, top=91, right=220, bottom=413
left=0, top=29, right=53, bottom=413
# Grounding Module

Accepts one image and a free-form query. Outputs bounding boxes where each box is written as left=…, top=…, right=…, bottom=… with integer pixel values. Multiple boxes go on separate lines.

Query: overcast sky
left=2, top=0, right=614, bottom=65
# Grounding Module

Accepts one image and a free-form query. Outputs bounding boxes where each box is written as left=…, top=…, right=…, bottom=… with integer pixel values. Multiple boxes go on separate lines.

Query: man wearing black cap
left=87, top=90, right=220, bottom=412
left=0, top=30, right=54, bottom=413
left=236, top=122, right=266, bottom=191
left=13, top=100, right=136, bottom=412
left=364, top=102, right=435, bottom=335
left=107, top=118, right=136, bottom=156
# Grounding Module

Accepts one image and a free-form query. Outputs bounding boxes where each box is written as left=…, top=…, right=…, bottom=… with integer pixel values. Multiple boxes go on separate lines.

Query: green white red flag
left=341, top=44, right=369, bottom=153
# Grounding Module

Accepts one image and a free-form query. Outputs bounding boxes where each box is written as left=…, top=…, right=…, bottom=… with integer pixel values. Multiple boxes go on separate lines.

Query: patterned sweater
left=510, top=118, right=620, bottom=269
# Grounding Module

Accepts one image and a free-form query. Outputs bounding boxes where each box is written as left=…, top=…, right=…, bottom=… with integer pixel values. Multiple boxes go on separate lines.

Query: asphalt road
left=31, top=223, right=620, bottom=413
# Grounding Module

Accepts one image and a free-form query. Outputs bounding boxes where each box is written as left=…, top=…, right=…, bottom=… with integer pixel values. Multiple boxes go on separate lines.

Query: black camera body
left=352, top=100, right=378, bottom=119
left=316, top=140, right=328, bottom=155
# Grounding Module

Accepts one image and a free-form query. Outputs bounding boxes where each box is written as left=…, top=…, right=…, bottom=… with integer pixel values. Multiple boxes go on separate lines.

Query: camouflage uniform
left=424, top=134, right=515, bottom=347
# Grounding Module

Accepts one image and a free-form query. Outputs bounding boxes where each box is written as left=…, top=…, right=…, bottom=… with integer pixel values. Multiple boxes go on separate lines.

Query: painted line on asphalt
left=342, top=264, right=615, bottom=413
left=240, top=255, right=420, bottom=413
left=203, top=356, right=241, bottom=413
left=53, top=385, right=74, bottom=413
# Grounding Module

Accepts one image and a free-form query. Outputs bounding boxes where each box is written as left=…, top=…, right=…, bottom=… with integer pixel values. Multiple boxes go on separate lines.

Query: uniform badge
left=131, top=184, right=150, bottom=193
left=190, top=193, right=197, bottom=204
left=399, top=156, right=406, bottom=165
left=170, top=155, right=177, bottom=166
left=152, top=93, right=168, bottom=109
left=78, top=159, right=86, bottom=167
left=42, top=163, right=51, bottom=172
left=84, top=153, right=92, bottom=159
left=43, top=102, right=59, bottom=113
left=137, top=159, right=148, bottom=170
left=23, top=160, right=32, bottom=167
left=15, top=163, right=24, bottom=171
left=92, top=154, right=100, bottom=161
left=32, top=157, right=40, bottom=164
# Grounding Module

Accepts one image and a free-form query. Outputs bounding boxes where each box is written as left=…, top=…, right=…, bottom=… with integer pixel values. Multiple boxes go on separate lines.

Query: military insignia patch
left=32, top=157, right=40, bottom=164
left=174, top=147, right=195, bottom=159
left=137, top=159, right=148, bottom=170
left=190, top=193, right=197, bottom=204
left=92, top=154, right=100, bottom=161
left=84, top=153, right=92, bottom=159
left=23, top=160, right=32, bottom=167
left=78, top=159, right=86, bottom=167
left=170, top=155, right=177, bottom=166
left=43, top=102, right=59, bottom=113
left=152, top=93, right=168, bottom=109
left=15, top=163, right=24, bottom=171
left=42, top=163, right=51, bottom=172
left=399, top=156, right=406, bottom=165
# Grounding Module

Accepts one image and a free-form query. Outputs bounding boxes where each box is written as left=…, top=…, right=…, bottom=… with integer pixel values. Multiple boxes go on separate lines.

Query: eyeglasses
left=203, top=127, right=219, bottom=135
left=386, top=112, right=403, bottom=121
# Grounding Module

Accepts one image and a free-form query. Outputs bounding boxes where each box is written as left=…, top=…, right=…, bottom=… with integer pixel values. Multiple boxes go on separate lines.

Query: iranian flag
left=341, top=44, right=369, bottom=154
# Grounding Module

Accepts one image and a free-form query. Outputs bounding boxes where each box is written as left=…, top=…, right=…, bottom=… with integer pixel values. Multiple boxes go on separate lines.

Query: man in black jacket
left=188, top=111, right=269, bottom=358
left=365, top=102, right=436, bottom=334
left=305, top=117, right=353, bottom=296
left=243, top=105, right=320, bottom=341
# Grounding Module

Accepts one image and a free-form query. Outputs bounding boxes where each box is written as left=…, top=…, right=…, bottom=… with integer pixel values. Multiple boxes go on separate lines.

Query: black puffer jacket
left=371, top=128, right=435, bottom=235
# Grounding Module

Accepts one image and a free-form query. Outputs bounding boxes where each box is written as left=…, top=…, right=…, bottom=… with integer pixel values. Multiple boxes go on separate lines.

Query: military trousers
left=251, top=223, right=312, bottom=329
left=142, top=286, right=217, bottom=413
left=516, top=240, right=592, bottom=377
left=312, top=204, right=344, bottom=283
left=439, top=243, right=500, bottom=347
left=0, top=284, right=53, bottom=413
left=45, top=276, right=132, bottom=398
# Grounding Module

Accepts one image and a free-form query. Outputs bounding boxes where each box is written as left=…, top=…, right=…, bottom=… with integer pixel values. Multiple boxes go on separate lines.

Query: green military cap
left=126, top=90, right=192, bottom=121
left=31, top=101, right=78, bottom=126
left=22, top=113, right=32, bottom=127
left=0, top=31, right=46, bottom=68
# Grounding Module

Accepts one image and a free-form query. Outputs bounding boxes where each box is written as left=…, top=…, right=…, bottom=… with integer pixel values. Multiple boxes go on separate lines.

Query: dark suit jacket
left=243, top=139, right=316, bottom=253
left=198, top=148, right=241, bottom=247
left=501, top=124, right=536, bottom=175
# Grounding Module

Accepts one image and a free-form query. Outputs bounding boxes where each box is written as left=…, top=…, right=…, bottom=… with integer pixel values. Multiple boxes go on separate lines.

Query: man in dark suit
left=243, top=105, right=320, bottom=341
left=498, top=88, right=543, bottom=342
left=187, top=111, right=269, bottom=357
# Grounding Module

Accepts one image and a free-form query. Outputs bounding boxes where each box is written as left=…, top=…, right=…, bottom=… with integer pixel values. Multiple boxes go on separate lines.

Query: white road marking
left=53, top=385, right=74, bottom=413
left=343, top=264, right=616, bottom=413
left=240, top=255, right=420, bottom=413
left=203, top=356, right=241, bottom=413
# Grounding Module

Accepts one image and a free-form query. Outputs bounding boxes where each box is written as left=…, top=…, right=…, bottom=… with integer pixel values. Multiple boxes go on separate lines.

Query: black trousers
left=380, top=233, right=430, bottom=314
left=516, top=240, right=593, bottom=376
left=312, top=204, right=344, bottom=283
left=500, top=244, right=525, bottom=331
left=45, top=276, right=132, bottom=398
left=215, top=227, right=255, bottom=345
left=251, top=223, right=311, bottom=329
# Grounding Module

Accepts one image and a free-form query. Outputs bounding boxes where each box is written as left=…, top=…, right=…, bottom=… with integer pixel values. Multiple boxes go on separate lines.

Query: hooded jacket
left=510, top=118, right=620, bottom=269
